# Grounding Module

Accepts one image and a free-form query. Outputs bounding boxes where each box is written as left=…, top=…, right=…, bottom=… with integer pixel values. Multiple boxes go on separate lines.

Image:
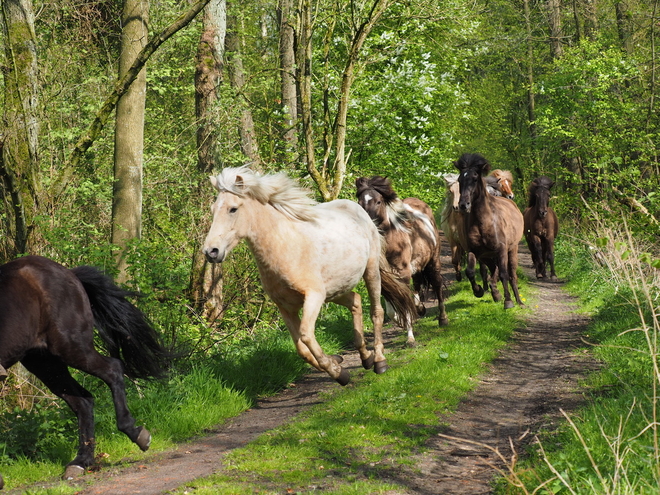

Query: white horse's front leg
left=299, top=292, right=350, bottom=385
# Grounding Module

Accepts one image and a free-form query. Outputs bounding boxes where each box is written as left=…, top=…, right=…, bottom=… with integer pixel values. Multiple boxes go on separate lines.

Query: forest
left=1, top=0, right=660, bottom=492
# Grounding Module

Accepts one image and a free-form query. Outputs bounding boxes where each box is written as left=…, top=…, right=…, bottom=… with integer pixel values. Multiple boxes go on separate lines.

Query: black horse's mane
left=527, top=176, right=554, bottom=207
left=356, top=176, right=399, bottom=205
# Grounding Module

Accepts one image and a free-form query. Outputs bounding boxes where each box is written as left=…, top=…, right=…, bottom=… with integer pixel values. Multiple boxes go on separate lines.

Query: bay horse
left=441, top=173, right=501, bottom=285
left=524, top=176, right=559, bottom=280
left=0, top=256, right=169, bottom=483
left=202, top=167, right=417, bottom=385
left=455, top=153, right=525, bottom=309
left=356, top=176, right=448, bottom=345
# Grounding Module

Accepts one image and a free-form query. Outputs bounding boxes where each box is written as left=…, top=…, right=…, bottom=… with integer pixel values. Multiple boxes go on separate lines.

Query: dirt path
left=13, top=244, right=598, bottom=495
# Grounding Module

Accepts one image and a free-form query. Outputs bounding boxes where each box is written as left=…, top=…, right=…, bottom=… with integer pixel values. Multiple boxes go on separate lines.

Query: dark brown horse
left=356, top=176, right=448, bottom=345
left=0, top=256, right=170, bottom=483
left=524, top=176, right=559, bottom=280
left=455, top=153, right=525, bottom=309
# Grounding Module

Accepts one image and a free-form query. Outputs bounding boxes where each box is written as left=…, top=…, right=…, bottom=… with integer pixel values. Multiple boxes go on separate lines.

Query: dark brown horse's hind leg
left=21, top=353, right=97, bottom=478
left=82, top=354, right=152, bottom=451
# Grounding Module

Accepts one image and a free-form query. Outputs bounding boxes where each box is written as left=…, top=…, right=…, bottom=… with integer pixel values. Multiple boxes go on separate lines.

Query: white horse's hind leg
left=363, top=260, right=387, bottom=374
left=332, top=291, right=375, bottom=370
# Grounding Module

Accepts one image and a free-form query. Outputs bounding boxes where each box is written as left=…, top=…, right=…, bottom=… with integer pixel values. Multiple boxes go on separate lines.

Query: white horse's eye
left=229, top=207, right=238, bottom=213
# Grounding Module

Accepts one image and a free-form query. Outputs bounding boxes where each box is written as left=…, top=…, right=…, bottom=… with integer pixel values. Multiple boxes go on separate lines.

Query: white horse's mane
left=212, top=166, right=318, bottom=222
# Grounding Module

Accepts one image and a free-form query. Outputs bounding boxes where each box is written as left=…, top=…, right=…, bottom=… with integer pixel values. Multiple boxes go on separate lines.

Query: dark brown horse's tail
left=379, top=254, right=418, bottom=328
left=71, top=266, right=171, bottom=380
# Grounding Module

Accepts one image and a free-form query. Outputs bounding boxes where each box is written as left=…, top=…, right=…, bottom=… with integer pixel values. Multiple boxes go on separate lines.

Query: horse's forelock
left=455, top=153, right=491, bottom=175
left=358, top=176, right=398, bottom=204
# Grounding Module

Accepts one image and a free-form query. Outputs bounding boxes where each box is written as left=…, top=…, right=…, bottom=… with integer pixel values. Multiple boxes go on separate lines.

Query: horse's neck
left=243, top=200, right=304, bottom=266
left=469, top=183, right=495, bottom=223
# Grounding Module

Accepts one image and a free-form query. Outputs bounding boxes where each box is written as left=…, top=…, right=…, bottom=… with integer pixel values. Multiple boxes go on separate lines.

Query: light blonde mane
left=212, top=166, right=318, bottom=222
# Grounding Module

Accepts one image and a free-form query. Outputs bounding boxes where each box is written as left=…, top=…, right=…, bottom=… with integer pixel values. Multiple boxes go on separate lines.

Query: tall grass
left=500, top=218, right=660, bottom=494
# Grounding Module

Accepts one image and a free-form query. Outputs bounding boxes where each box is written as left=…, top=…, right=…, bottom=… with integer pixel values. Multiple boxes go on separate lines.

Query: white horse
left=202, top=167, right=416, bottom=385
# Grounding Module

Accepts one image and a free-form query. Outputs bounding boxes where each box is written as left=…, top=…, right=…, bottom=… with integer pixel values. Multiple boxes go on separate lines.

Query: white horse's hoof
left=63, top=465, right=85, bottom=480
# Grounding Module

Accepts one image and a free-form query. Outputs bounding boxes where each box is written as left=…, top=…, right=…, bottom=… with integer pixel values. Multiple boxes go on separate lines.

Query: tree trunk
left=547, top=0, right=564, bottom=59
left=0, top=0, right=40, bottom=256
left=226, top=4, right=260, bottom=165
left=192, top=0, right=226, bottom=322
left=277, top=0, right=298, bottom=164
left=112, top=0, right=149, bottom=283
left=615, top=1, right=633, bottom=54
left=523, top=0, right=538, bottom=171
left=582, top=0, right=598, bottom=40
left=195, top=0, right=225, bottom=175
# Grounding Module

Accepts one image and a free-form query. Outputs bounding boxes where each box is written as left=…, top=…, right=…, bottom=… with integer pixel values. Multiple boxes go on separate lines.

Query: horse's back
left=307, top=199, right=382, bottom=296
left=0, top=256, right=92, bottom=366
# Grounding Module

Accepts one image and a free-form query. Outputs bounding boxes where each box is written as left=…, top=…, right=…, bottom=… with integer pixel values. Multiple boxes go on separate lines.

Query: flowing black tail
left=71, top=266, right=170, bottom=380
left=379, top=253, right=418, bottom=328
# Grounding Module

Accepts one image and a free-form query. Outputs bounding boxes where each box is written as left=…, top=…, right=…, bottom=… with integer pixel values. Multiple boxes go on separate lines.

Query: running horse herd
left=0, top=152, right=559, bottom=488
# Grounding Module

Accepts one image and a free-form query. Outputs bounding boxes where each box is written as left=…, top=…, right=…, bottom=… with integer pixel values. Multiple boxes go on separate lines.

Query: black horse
left=524, top=176, right=559, bottom=280
left=0, top=256, right=170, bottom=485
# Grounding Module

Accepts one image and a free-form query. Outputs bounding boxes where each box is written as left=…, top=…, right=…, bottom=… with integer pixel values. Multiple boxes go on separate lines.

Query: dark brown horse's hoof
left=63, top=465, right=85, bottom=480
left=438, top=317, right=449, bottom=326
left=456, top=272, right=462, bottom=281
left=373, top=360, right=389, bottom=374
left=336, top=368, right=350, bottom=386
left=362, top=354, right=375, bottom=370
left=504, top=300, right=515, bottom=310
left=136, top=427, right=151, bottom=451
left=331, top=354, right=344, bottom=364
left=473, top=286, right=484, bottom=298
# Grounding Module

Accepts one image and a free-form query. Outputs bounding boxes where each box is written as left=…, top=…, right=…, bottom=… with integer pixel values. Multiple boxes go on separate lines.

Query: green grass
left=498, top=236, right=660, bottom=494
left=170, top=278, right=530, bottom=494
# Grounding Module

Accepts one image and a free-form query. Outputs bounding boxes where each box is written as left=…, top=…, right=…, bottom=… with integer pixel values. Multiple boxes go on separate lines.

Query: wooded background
left=1, top=0, right=658, bottom=334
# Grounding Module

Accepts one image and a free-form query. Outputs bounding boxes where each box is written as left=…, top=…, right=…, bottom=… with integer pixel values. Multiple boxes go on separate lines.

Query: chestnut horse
left=356, top=176, right=448, bottom=345
left=455, top=153, right=525, bottom=309
left=203, top=167, right=416, bottom=385
left=524, top=176, right=559, bottom=280
left=0, top=256, right=169, bottom=483
left=488, top=169, right=515, bottom=199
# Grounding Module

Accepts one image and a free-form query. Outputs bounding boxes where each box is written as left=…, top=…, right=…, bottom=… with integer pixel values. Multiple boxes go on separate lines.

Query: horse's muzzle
left=204, top=247, right=225, bottom=263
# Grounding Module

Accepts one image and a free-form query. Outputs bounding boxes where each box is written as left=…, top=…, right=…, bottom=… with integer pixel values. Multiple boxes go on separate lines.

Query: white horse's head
left=203, top=168, right=251, bottom=263
left=443, top=173, right=461, bottom=211
left=202, top=167, right=318, bottom=263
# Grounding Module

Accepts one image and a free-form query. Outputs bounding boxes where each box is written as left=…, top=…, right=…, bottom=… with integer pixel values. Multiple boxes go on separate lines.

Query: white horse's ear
left=235, top=175, right=246, bottom=190
left=209, top=175, right=218, bottom=189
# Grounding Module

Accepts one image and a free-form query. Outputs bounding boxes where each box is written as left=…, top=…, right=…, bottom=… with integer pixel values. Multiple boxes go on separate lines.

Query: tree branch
left=52, top=0, right=211, bottom=199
